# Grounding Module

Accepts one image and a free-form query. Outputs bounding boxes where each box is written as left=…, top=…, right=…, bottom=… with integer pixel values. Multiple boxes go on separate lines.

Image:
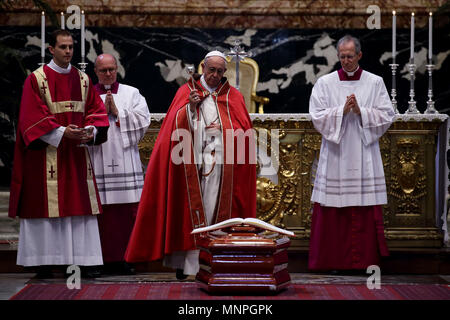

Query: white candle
left=81, top=10, right=85, bottom=60
left=410, top=12, right=415, bottom=61
left=392, top=10, right=396, bottom=62
left=41, top=11, right=45, bottom=59
left=61, top=12, right=65, bottom=29
left=429, top=12, right=433, bottom=61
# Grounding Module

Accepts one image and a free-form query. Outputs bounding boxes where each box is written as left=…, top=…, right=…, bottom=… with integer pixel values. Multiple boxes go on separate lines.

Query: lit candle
left=41, top=11, right=45, bottom=60
left=392, top=10, right=396, bottom=63
left=81, top=10, right=85, bottom=61
left=429, top=12, right=433, bottom=62
left=410, top=12, right=415, bottom=61
left=61, top=12, right=65, bottom=29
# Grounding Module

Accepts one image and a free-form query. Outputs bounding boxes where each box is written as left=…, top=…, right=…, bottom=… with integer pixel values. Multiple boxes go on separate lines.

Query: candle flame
left=41, top=11, right=45, bottom=15
left=393, top=10, right=396, bottom=15
left=429, top=12, right=432, bottom=16
left=61, top=12, right=64, bottom=16
left=82, top=10, right=85, bottom=14
left=412, top=12, right=415, bottom=16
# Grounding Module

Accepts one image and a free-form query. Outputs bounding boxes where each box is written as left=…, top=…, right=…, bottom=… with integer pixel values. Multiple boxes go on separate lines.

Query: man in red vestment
left=8, top=30, right=109, bottom=278
left=125, top=51, right=256, bottom=279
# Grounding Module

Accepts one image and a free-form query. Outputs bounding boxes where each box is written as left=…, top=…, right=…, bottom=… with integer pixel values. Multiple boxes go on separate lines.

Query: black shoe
left=330, top=270, right=340, bottom=275
left=119, top=262, right=136, bottom=275
left=81, top=266, right=102, bottom=279
left=176, top=268, right=188, bottom=280
left=35, top=266, right=54, bottom=279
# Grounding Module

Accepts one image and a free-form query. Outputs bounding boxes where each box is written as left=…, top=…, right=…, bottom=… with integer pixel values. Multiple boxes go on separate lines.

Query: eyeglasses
left=339, top=54, right=356, bottom=61
left=98, top=68, right=117, bottom=74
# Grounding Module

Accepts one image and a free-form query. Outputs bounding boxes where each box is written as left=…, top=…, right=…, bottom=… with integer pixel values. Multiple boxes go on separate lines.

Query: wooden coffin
left=195, top=225, right=291, bottom=294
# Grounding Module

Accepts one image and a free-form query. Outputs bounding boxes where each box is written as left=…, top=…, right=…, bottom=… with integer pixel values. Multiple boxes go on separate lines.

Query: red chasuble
left=8, top=65, right=109, bottom=219
left=125, top=77, right=256, bottom=262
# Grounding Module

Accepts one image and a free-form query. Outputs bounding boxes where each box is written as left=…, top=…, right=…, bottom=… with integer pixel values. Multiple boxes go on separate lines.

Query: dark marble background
left=1, top=26, right=450, bottom=186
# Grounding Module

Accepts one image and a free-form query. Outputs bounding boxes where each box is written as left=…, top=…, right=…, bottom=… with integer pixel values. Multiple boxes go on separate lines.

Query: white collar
left=200, top=75, right=217, bottom=93
left=344, top=66, right=359, bottom=77
left=47, top=59, right=72, bottom=74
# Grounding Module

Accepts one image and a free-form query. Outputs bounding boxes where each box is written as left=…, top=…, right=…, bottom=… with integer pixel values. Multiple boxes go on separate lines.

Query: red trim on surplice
left=125, top=78, right=256, bottom=262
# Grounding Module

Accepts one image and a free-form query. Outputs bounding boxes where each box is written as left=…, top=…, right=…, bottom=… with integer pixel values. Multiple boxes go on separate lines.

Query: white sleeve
left=186, top=103, right=198, bottom=129
left=358, top=78, right=395, bottom=146
left=117, top=89, right=151, bottom=148
left=309, top=78, right=346, bottom=144
left=39, top=126, right=66, bottom=147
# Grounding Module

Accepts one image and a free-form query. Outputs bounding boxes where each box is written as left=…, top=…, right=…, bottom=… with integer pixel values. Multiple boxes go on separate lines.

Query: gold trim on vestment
left=46, top=146, right=59, bottom=218
left=85, top=149, right=100, bottom=215
left=33, top=66, right=88, bottom=115
left=48, top=101, right=85, bottom=114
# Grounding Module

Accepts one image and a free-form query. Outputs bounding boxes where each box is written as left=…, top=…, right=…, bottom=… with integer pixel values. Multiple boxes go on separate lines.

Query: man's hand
left=64, top=125, right=94, bottom=143
left=105, top=90, right=119, bottom=117
left=349, top=94, right=361, bottom=115
left=343, top=96, right=353, bottom=115
left=64, top=124, right=86, bottom=140
left=189, top=89, right=201, bottom=112
left=79, top=127, right=94, bottom=144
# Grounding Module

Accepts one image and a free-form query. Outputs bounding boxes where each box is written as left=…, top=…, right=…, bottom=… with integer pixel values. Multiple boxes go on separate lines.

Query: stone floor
left=1, top=188, right=450, bottom=300
left=1, top=271, right=450, bottom=300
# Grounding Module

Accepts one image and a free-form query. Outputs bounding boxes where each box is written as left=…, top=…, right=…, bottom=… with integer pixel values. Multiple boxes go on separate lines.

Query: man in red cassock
left=308, top=35, right=394, bottom=273
left=8, top=30, right=109, bottom=278
left=125, top=50, right=256, bottom=279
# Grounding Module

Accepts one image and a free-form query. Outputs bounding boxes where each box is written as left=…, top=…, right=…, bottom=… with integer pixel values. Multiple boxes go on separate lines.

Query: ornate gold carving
left=279, top=143, right=301, bottom=218
left=385, top=229, right=443, bottom=240
left=256, top=177, right=283, bottom=226
left=300, top=133, right=322, bottom=229
left=138, top=115, right=445, bottom=247
left=254, top=128, right=298, bottom=229
left=389, top=138, right=427, bottom=215
left=138, top=132, right=158, bottom=167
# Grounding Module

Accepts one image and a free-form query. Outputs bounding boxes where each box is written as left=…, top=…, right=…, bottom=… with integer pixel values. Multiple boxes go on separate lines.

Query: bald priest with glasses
left=308, top=35, right=395, bottom=273
left=88, top=53, right=150, bottom=275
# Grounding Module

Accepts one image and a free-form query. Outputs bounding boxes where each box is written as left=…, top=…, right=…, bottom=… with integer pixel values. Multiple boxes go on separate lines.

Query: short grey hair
left=336, top=35, right=361, bottom=54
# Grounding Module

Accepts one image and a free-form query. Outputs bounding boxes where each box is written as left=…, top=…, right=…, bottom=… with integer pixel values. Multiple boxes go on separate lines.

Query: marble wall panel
left=1, top=25, right=450, bottom=188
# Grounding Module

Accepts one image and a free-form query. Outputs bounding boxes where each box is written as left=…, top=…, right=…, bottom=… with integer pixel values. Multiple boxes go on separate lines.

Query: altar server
left=89, top=53, right=150, bottom=275
left=308, top=35, right=395, bottom=271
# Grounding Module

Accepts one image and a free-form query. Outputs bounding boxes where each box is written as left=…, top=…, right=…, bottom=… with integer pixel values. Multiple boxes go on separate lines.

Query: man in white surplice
left=88, top=53, right=150, bottom=274
left=308, top=35, right=395, bottom=271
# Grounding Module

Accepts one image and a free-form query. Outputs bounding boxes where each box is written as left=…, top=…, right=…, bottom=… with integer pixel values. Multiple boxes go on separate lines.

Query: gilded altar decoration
left=256, top=177, right=283, bottom=226
left=389, top=138, right=426, bottom=215
left=139, top=113, right=448, bottom=249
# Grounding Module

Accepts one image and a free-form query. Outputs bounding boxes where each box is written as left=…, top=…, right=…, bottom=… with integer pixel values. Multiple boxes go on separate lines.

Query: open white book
left=191, top=217, right=295, bottom=237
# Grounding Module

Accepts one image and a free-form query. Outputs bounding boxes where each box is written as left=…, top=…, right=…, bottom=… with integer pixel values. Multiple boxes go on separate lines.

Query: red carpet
left=10, top=282, right=450, bottom=300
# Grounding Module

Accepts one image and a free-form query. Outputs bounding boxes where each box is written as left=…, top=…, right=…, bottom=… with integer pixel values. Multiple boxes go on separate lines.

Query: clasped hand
left=64, top=124, right=94, bottom=143
left=105, top=90, right=119, bottom=117
left=343, top=94, right=361, bottom=115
